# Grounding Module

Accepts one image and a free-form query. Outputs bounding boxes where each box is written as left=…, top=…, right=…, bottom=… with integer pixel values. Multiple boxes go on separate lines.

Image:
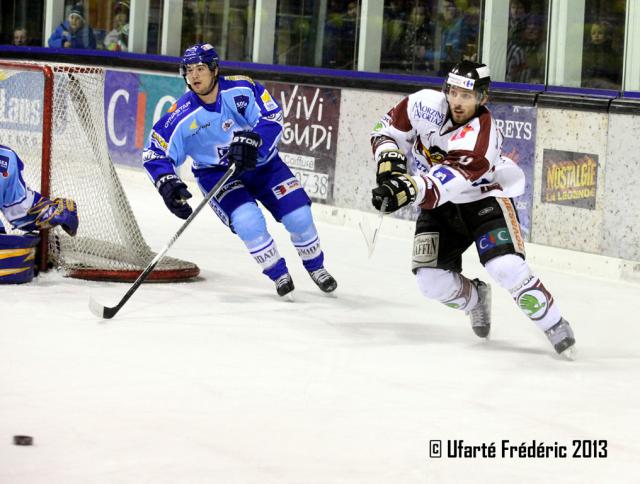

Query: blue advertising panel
left=489, top=103, right=537, bottom=241
left=0, top=71, right=44, bottom=148
left=104, top=71, right=139, bottom=166
left=104, top=71, right=184, bottom=168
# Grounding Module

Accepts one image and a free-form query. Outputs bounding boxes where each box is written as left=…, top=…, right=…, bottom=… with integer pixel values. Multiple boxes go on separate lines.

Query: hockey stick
left=367, top=198, right=387, bottom=258
left=358, top=198, right=388, bottom=258
left=89, top=164, right=237, bottom=319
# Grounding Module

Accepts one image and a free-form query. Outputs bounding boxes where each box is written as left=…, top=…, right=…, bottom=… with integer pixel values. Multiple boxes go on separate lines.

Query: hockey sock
left=484, top=255, right=562, bottom=331
left=282, top=206, right=324, bottom=272
left=510, top=275, right=561, bottom=331
left=416, top=268, right=478, bottom=311
left=293, top=234, right=323, bottom=272
left=231, top=202, right=289, bottom=281
left=244, top=236, right=288, bottom=281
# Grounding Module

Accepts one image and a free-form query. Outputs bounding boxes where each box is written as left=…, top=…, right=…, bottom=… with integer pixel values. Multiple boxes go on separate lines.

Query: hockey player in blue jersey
left=0, top=144, right=78, bottom=236
left=1, top=144, right=78, bottom=283
left=143, top=43, right=337, bottom=297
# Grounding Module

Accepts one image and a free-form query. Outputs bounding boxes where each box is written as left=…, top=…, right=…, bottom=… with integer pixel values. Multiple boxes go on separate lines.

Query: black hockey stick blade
left=89, top=295, right=120, bottom=319
left=88, top=163, right=236, bottom=320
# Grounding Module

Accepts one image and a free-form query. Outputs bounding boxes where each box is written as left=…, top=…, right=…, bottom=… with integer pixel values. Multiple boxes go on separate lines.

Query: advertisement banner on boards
left=541, top=149, right=598, bottom=209
left=489, top=104, right=537, bottom=241
left=264, top=81, right=341, bottom=205
left=104, top=71, right=184, bottom=168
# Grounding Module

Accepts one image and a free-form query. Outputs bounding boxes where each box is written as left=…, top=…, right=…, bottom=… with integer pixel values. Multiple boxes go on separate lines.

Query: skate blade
left=282, top=292, right=294, bottom=302
left=559, top=346, right=576, bottom=361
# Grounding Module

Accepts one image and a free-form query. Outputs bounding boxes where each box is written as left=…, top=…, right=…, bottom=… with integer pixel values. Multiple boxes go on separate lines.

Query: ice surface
left=1, top=168, right=639, bottom=483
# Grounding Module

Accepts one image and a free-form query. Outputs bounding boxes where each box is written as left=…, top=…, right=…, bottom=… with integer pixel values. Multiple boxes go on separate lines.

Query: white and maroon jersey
left=371, top=88, right=525, bottom=209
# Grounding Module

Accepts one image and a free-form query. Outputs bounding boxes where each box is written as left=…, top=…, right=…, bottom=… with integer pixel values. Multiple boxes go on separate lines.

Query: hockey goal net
left=0, top=61, right=199, bottom=281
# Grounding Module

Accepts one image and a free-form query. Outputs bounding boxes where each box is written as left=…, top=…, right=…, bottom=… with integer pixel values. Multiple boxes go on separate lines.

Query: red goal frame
left=0, top=61, right=200, bottom=282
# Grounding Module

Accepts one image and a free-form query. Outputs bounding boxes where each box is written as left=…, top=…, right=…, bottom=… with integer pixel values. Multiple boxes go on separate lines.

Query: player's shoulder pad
left=407, top=89, right=447, bottom=126
left=0, top=144, right=16, bottom=158
left=256, top=85, right=280, bottom=113
left=0, top=144, right=21, bottom=172
left=153, top=92, right=196, bottom=137
left=220, top=75, right=256, bottom=88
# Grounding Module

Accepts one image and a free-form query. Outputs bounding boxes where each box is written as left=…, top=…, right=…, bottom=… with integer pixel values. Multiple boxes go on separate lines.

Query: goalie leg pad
left=0, top=233, right=40, bottom=284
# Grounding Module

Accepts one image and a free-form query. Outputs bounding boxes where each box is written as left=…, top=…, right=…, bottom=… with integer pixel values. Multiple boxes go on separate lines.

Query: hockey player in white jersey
left=370, top=60, right=575, bottom=356
left=143, top=43, right=336, bottom=297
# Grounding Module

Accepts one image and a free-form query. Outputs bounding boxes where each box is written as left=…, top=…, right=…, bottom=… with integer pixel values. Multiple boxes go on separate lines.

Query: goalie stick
left=89, top=164, right=237, bottom=319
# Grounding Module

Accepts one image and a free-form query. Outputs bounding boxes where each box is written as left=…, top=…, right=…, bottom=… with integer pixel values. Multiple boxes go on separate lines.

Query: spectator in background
left=460, top=1, right=481, bottom=63
left=508, top=0, right=527, bottom=43
left=380, top=0, right=408, bottom=71
left=506, top=14, right=546, bottom=84
left=323, top=0, right=357, bottom=69
left=582, top=20, right=622, bottom=89
left=434, top=0, right=466, bottom=75
left=401, top=4, right=434, bottom=72
left=104, top=0, right=130, bottom=51
left=47, top=4, right=97, bottom=49
left=13, top=28, right=28, bottom=46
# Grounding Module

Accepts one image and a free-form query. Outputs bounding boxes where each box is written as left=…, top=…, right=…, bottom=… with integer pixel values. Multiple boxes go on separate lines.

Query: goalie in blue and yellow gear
left=0, top=144, right=79, bottom=283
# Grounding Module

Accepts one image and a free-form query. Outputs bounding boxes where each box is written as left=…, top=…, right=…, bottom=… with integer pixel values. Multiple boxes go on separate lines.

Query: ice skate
left=466, top=279, right=491, bottom=338
left=275, top=273, right=295, bottom=299
left=309, top=267, right=337, bottom=293
left=545, top=318, right=575, bottom=357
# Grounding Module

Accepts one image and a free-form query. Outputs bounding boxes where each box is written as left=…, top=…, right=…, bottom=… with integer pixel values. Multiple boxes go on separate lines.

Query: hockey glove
left=376, top=149, right=408, bottom=184
left=371, top=174, right=418, bottom=214
left=228, top=131, right=261, bottom=174
left=28, top=197, right=79, bottom=236
left=156, top=174, right=193, bottom=220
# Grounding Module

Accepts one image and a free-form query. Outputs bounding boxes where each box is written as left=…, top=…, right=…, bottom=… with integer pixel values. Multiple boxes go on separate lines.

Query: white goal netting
left=0, top=61, right=198, bottom=281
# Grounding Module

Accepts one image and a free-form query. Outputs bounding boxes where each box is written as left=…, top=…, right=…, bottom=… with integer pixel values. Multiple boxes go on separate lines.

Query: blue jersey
left=0, top=144, right=40, bottom=230
left=143, top=75, right=284, bottom=183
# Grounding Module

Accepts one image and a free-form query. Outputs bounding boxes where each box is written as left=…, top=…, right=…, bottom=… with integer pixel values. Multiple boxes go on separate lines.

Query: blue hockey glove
left=28, top=197, right=79, bottom=236
left=228, top=131, right=260, bottom=174
left=371, top=174, right=418, bottom=214
left=156, top=174, right=193, bottom=219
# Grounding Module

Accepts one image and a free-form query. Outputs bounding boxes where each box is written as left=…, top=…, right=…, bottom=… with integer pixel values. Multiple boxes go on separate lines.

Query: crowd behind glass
left=0, top=0, right=626, bottom=90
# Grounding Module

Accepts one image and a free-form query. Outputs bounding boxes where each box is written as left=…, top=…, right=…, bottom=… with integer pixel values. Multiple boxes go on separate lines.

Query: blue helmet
left=179, top=43, right=220, bottom=76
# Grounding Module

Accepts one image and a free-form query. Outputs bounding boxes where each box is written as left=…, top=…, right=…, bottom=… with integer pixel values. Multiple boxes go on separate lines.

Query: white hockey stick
left=358, top=198, right=388, bottom=258
left=89, top=164, right=236, bottom=319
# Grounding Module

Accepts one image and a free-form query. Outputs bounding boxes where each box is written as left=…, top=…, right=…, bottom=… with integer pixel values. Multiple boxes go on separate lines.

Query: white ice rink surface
left=2, top=168, right=639, bottom=484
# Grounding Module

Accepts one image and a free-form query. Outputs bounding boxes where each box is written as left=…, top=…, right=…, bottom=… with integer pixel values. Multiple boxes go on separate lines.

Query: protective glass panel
left=0, top=0, right=44, bottom=47
left=505, top=0, right=548, bottom=84
left=380, top=0, right=482, bottom=76
left=180, top=0, right=255, bottom=61
left=581, top=0, right=625, bottom=89
left=275, top=0, right=359, bottom=69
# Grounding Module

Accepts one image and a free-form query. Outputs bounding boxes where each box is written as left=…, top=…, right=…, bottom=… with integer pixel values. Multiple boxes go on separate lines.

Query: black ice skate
left=275, top=273, right=295, bottom=297
left=466, top=279, right=492, bottom=338
left=309, top=267, right=337, bottom=293
left=545, top=318, right=575, bottom=356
